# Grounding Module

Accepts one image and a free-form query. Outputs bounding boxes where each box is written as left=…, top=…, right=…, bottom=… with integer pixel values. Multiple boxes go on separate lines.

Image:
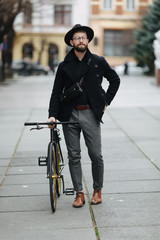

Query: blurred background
left=0, top=0, right=160, bottom=82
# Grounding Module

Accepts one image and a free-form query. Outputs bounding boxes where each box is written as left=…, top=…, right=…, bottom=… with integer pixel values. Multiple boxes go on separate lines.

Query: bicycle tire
left=56, top=144, right=62, bottom=197
left=48, top=142, right=57, bottom=212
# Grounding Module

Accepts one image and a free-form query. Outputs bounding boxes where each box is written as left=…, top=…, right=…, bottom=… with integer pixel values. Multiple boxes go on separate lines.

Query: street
left=0, top=73, right=160, bottom=240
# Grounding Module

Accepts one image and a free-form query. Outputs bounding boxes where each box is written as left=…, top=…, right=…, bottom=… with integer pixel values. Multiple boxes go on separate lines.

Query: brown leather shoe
left=91, top=189, right=102, bottom=205
left=73, top=192, right=85, bottom=208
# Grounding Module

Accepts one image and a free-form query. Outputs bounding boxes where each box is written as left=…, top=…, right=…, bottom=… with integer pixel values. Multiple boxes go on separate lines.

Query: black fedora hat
left=64, top=24, right=94, bottom=46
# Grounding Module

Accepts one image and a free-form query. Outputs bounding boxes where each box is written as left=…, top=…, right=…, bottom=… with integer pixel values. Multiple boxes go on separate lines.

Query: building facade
left=13, top=0, right=153, bottom=67
left=13, top=0, right=90, bottom=67
left=89, top=0, right=153, bottom=66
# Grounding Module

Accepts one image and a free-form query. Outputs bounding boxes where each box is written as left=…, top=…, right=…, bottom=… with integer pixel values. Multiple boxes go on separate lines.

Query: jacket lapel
left=63, top=49, right=95, bottom=83
left=63, top=61, right=78, bottom=83
left=63, top=49, right=78, bottom=83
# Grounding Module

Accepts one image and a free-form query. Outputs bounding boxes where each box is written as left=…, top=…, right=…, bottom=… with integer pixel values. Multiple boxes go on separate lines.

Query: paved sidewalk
left=0, top=74, right=160, bottom=240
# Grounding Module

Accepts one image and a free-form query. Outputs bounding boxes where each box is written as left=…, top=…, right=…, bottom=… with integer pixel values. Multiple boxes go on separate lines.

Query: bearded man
left=48, top=24, right=120, bottom=208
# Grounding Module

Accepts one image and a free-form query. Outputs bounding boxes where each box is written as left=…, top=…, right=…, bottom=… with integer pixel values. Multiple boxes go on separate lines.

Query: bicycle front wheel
left=48, top=142, right=57, bottom=212
left=56, top=144, right=62, bottom=197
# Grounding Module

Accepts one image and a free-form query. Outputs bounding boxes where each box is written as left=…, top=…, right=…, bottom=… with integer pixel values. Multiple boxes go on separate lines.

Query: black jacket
left=49, top=49, right=120, bottom=122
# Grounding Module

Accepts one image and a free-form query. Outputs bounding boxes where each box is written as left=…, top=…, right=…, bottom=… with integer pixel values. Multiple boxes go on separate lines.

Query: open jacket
left=49, top=48, right=120, bottom=122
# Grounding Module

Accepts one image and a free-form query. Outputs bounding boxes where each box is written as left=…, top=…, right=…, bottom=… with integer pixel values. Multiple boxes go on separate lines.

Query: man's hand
left=47, top=117, right=56, bottom=129
left=103, top=104, right=107, bottom=112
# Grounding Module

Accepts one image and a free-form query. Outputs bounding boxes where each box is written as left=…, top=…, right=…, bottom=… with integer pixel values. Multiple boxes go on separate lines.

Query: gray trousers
left=62, top=109, right=104, bottom=192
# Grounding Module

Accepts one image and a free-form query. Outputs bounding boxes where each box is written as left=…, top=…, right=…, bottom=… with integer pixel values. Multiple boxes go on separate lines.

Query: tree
left=0, top=0, right=30, bottom=81
left=132, top=0, right=160, bottom=75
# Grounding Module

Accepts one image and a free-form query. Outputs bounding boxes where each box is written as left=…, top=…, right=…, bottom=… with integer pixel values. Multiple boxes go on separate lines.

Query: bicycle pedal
left=38, top=156, right=47, bottom=166
left=65, top=188, right=74, bottom=195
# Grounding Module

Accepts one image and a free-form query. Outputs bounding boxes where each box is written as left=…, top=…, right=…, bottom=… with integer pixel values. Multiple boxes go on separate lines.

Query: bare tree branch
left=0, top=0, right=29, bottom=43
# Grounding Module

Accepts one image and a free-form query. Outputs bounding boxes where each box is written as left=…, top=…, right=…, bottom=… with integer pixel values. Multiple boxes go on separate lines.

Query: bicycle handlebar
left=24, top=121, right=79, bottom=126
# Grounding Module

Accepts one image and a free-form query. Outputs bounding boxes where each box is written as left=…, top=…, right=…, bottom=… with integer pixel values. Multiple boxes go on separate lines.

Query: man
left=48, top=24, right=120, bottom=208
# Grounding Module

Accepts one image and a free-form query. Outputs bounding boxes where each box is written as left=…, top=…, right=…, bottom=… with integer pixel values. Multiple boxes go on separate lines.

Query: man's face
left=70, top=31, right=89, bottom=52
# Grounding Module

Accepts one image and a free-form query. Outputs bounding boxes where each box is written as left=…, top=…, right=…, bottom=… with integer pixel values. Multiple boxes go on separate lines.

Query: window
left=126, top=0, right=135, bottom=11
left=103, top=0, right=112, bottom=10
left=22, top=43, right=34, bottom=59
left=103, top=30, right=134, bottom=56
left=54, top=5, right=71, bottom=25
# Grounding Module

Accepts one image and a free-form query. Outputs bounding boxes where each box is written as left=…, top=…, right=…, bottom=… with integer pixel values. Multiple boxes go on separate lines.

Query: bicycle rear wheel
left=48, top=142, right=58, bottom=212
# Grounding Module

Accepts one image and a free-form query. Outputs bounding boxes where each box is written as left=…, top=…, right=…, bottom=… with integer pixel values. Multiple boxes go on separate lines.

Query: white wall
left=72, top=0, right=90, bottom=26
left=14, top=0, right=90, bottom=32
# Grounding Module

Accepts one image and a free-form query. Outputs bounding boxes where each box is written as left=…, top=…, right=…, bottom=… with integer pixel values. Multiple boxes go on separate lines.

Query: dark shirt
left=73, top=52, right=89, bottom=106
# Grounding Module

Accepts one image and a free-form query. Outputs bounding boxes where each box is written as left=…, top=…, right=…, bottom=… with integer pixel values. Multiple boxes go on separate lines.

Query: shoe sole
left=91, top=201, right=102, bottom=205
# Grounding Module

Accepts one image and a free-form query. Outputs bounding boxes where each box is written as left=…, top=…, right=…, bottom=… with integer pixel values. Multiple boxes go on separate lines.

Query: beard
left=73, top=44, right=88, bottom=52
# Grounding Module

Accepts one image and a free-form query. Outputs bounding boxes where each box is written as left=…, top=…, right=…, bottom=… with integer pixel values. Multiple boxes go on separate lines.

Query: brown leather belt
left=74, top=105, right=90, bottom=110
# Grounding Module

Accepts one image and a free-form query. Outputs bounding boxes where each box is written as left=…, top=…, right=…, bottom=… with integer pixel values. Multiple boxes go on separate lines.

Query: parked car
left=114, top=61, right=148, bottom=75
left=11, top=60, right=50, bottom=76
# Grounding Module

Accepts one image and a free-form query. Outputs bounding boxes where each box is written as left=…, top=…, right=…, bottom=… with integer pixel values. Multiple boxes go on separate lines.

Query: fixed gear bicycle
left=24, top=121, right=77, bottom=213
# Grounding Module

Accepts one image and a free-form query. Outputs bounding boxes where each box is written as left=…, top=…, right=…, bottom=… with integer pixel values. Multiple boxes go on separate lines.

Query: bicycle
left=24, top=121, right=78, bottom=213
